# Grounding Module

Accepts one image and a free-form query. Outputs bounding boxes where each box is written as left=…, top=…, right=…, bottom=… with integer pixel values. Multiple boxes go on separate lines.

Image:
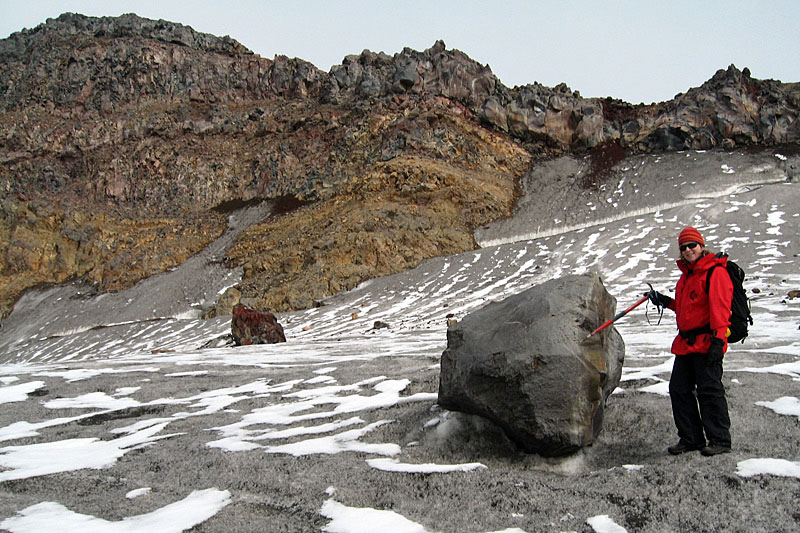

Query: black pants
left=669, top=352, right=731, bottom=447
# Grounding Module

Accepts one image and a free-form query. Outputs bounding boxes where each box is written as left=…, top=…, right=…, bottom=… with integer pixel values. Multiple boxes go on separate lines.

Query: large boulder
left=437, top=272, right=624, bottom=457
left=231, top=304, right=286, bottom=345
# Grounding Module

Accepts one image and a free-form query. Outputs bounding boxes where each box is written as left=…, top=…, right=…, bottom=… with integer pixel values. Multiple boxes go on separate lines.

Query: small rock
left=216, top=287, right=242, bottom=316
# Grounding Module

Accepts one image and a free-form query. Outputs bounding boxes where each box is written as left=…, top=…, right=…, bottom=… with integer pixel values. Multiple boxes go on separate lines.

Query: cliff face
left=1, top=13, right=798, bottom=317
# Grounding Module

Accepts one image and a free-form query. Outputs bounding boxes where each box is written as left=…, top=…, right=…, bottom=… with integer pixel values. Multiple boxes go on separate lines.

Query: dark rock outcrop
left=0, top=12, right=325, bottom=111
left=320, top=40, right=800, bottom=152
left=438, top=273, right=624, bottom=457
left=615, top=65, right=800, bottom=152
left=231, top=304, right=286, bottom=345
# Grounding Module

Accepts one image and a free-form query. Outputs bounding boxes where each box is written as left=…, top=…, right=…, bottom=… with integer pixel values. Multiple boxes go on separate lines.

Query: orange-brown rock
left=0, top=200, right=225, bottom=317
left=231, top=304, right=286, bottom=345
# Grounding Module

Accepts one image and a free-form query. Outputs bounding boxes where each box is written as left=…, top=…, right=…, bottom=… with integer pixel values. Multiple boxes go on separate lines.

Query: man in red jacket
left=648, top=226, right=733, bottom=456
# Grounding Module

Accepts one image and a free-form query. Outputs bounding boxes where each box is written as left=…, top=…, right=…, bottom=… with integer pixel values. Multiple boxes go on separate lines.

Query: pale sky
left=1, top=0, right=798, bottom=104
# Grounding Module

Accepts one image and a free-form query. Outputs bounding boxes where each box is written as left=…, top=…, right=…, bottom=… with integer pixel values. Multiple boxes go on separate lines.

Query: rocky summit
left=1, top=12, right=798, bottom=318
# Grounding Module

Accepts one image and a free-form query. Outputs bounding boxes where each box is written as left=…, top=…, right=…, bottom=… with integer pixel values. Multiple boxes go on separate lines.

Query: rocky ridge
left=1, top=13, right=798, bottom=317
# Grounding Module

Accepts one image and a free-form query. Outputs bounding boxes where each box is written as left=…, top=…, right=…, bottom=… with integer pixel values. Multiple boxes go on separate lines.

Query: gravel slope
left=1, top=148, right=799, bottom=533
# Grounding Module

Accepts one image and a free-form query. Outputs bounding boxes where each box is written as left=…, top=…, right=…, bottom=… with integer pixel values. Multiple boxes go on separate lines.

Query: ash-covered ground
left=1, top=148, right=799, bottom=533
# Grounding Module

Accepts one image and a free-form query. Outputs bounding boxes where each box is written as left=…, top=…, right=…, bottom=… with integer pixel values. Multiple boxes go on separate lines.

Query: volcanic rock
left=1, top=13, right=798, bottom=320
left=437, top=272, right=624, bottom=457
left=231, top=304, right=286, bottom=345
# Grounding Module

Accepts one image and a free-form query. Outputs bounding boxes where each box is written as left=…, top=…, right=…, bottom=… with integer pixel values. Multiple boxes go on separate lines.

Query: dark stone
left=645, top=127, right=689, bottom=151
left=393, top=61, right=419, bottom=92
left=231, top=304, right=286, bottom=345
left=438, top=272, right=624, bottom=457
left=77, top=405, right=166, bottom=425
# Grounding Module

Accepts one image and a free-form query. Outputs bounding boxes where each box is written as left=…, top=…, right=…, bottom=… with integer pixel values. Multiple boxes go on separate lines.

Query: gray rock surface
left=438, top=272, right=624, bottom=456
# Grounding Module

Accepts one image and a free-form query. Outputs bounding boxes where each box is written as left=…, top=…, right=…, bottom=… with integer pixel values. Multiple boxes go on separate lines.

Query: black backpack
left=706, top=253, right=753, bottom=343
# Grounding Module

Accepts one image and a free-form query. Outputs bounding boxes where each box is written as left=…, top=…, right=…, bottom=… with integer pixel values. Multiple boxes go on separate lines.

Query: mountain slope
left=1, top=13, right=798, bottom=318
left=0, top=144, right=797, bottom=533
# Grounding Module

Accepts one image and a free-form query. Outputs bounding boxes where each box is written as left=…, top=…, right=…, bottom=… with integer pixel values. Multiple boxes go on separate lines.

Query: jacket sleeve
left=708, top=266, right=733, bottom=341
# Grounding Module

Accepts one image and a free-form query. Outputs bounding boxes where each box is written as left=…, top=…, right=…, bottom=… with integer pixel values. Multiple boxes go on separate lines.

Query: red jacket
left=667, top=253, right=733, bottom=355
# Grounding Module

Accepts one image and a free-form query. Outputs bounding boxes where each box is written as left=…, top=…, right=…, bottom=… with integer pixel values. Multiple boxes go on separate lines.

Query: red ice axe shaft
left=586, top=294, right=649, bottom=338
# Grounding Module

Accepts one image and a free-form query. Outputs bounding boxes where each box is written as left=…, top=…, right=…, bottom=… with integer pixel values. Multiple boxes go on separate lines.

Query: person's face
left=680, top=241, right=704, bottom=263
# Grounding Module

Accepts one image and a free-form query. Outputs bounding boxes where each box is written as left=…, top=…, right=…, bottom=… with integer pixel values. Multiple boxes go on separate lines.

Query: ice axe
left=583, top=293, right=649, bottom=342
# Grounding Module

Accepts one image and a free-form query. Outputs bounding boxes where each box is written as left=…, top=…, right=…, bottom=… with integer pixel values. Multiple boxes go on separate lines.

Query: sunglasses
left=679, top=242, right=701, bottom=252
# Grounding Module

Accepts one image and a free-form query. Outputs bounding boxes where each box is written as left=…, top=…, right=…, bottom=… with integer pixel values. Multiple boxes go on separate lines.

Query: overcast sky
left=1, top=0, right=798, bottom=104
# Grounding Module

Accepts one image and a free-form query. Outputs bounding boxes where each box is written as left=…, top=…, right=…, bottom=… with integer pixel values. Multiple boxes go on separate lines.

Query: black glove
left=645, top=290, right=673, bottom=308
left=707, top=337, right=725, bottom=366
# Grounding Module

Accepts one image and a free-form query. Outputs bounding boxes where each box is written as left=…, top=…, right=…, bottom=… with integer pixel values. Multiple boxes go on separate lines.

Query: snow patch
left=366, top=457, right=487, bottom=473
left=1, top=488, right=230, bottom=532
left=320, top=499, right=432, bottom=533
left=587, top=514, right=628, bottom=533
left=755, top=396, right=800, bottom=419
left=126, top=487, right=152, bottom=499
left=0, top=423, right=179, bottom=481
left=736, top=458, right=800, bottom=478
left=0, top=380, right=45, bottom=405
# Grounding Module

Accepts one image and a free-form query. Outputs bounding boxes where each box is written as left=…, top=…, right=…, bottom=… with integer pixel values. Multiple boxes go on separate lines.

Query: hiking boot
left=668, top=442, right=705, bottom=455
left=701, top=444, right=731, bottom=456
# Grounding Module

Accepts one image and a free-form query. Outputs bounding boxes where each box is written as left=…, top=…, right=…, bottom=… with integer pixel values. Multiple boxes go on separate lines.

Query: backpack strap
left=696, top=256, right=726, bottom=343
left=705, top=252, right=728, bottom=293
left=705, top=264, right=720, bottom=294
